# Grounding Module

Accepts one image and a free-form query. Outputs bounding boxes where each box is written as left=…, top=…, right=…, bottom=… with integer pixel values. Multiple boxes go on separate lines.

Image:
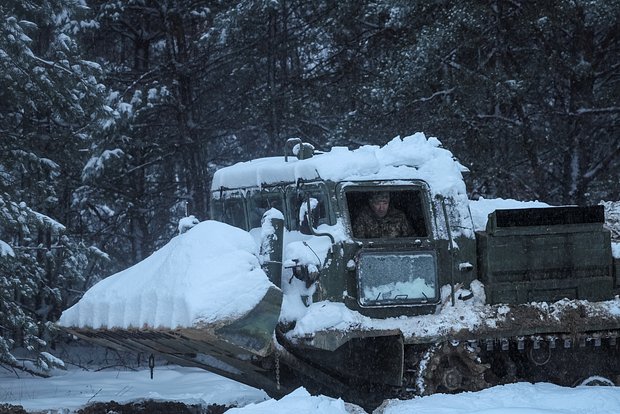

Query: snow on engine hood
left=211, top=133, right=469, bottom=199
left=59, top=221, right=275, bottom=330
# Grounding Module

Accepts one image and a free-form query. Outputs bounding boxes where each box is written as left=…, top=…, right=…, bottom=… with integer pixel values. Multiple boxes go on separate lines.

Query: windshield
left=357, top=252, right=438, bottom=306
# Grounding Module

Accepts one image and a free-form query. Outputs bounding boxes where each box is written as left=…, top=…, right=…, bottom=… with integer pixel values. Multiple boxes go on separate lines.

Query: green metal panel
left=215, top=285, right=283, bottom=356
left=478, top=206, right=614, bottom=305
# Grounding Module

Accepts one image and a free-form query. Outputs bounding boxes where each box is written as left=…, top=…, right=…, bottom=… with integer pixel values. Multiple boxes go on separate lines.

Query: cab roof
left=211, top=133, right=469, bottom=198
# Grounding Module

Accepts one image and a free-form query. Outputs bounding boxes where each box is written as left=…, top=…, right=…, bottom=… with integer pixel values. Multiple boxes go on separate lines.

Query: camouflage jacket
left=352, top=206, right=413, bottom=238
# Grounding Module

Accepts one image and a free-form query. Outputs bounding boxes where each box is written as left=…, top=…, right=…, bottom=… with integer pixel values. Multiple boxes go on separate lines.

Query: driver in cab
left=352, top=192, right=413, bottom=238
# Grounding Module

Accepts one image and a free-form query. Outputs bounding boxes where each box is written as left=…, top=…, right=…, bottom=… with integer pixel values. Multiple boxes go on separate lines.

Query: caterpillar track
left=410, top=331, right=620, bottom=398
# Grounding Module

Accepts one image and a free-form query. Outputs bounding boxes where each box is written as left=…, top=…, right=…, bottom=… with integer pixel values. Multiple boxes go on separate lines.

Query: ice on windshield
left=358, top=253, right=437, bottom=306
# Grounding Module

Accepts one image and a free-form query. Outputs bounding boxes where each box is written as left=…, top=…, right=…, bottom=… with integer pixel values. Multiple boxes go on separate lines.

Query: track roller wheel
left=575, top=376, right=616, bottom=387
left=418, top=342, right=490, bottom=395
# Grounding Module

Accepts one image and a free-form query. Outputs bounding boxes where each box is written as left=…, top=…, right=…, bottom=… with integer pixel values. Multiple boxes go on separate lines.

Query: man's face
left=370, top=198, right=389, bottom=218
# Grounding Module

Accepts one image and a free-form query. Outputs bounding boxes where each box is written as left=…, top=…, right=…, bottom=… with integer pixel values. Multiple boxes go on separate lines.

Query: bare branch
left=1, top=359, right=51, bottom=378
left=575, top=107, right=620, bottom=115
left=475, top=114, right=523, bottom=126
left=583, top=140, right=620, bottom=181
left=412, top=88, right=456, bottom=103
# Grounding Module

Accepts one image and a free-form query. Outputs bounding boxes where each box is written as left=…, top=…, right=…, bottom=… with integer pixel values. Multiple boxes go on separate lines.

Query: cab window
left=346, top=189, right=428, bottom=239
left=247, top=191, right=284, bottom=230
left=287, top=186, right=332, bottom=234
left=211, top=196, right=247, bottom=230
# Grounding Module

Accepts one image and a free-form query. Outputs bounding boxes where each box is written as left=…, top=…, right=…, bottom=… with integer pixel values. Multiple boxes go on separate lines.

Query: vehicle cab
left=210, top=135, right=477, bottom=318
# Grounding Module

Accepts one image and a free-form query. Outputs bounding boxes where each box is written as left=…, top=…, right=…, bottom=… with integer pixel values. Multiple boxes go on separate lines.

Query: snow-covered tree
left=0, top=0, right=108, bottom=370
left=72, top=0, right=221, bottom=267
left=336, top=0, right=620, bottom=204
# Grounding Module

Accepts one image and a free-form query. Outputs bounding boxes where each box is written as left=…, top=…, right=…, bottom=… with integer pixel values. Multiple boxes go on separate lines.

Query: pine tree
left=0, top=0, right=108, bottom=371
left=336, top=0, right=620, bottom=204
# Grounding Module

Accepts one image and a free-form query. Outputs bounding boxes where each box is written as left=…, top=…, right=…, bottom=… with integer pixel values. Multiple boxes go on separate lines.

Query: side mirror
left=299, top=195, right=335, bottom=244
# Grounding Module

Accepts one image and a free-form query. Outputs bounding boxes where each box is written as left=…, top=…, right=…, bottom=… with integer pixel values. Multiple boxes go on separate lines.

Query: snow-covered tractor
left=60, top=134, right=620, bottom=408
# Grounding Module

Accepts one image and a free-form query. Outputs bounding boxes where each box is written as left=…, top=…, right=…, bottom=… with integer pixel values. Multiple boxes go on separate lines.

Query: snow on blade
left=59, top=221, right=275, bottom=329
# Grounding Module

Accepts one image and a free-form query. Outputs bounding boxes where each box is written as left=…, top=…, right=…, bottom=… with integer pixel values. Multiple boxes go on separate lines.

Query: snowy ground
left=0, top=364, right=265, bottom=413
left=2, top=363, right=620, bottom=414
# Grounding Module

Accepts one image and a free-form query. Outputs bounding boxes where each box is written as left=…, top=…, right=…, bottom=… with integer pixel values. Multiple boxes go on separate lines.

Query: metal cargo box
left=477, top=206, right=613, bottom=304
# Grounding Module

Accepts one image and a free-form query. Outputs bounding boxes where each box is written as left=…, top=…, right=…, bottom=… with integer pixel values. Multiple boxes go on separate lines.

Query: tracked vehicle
left=62, top=134, right=620, bottom=407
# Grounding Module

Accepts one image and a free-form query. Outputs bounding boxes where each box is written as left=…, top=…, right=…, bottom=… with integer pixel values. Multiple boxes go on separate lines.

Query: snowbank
left=59, top=221, right=275, bottom=329
left=379, top=382, right=620, bottom=414
left=4, top=365, right=620, bottom=414
left=227, top=387, right=351, bottom=414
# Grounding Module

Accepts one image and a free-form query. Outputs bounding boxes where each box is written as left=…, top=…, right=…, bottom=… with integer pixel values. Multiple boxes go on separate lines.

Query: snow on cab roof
left=211, top=133, right=469, bottom=198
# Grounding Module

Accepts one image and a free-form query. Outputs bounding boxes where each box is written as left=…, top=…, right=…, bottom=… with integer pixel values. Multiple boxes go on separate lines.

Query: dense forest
left=1, top=0, right=619, bottom=370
